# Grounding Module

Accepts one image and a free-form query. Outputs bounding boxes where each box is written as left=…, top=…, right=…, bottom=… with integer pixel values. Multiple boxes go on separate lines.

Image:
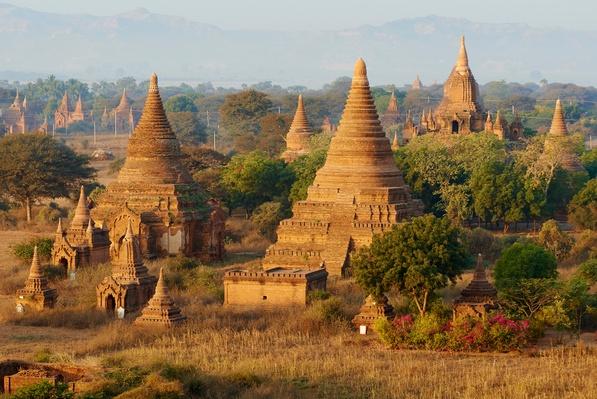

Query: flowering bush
left=374, top=313, right=531, bottom=352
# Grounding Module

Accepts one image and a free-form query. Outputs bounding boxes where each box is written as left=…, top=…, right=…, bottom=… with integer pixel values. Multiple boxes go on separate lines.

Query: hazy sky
left=8, top=0, right=597, bottom=31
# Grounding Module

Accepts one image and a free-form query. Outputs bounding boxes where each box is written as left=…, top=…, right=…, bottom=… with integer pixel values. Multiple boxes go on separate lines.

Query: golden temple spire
left=71, top=186, right=90, bottom=229
left=281, top=94, right=313, bottom=162
left=456, top=35, right=469, bottom=72
left=28, top=246, right=43, bottom=279
left=391, top=131, right=399, bottom=151
left=549, top=98, right=568, bottom=136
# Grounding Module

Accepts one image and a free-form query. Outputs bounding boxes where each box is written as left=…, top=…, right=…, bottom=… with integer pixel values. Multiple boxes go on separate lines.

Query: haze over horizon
left=2, top=1, right=597, bottom=88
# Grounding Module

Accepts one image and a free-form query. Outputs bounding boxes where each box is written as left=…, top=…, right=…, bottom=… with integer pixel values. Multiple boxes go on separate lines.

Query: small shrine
left=16, top=246, right=57, bottom=311
left=352, top=294, right=394, bottom=333
left=51, top=186, right=111, bottom=273
left=453, top=254, right=498, bottom=319
left=96, top=220, right=157, bottom=315
left=135, top=268, right=186, bottom=327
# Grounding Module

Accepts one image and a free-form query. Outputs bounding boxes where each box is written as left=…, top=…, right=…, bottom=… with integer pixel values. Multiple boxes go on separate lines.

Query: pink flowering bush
left=374, top=313, right=531, bottom=352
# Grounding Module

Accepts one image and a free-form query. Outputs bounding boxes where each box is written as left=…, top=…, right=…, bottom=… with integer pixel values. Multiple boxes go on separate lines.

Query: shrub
left=493, top=242, right=557, bottom=290
left=35, top=202, right=67, bottom=224
left=568, top=179, right=596, bottom=230
left=536, top=219, right=574, bottom=260
left=305, top=297, right=348, bottom=324
left=463, top=227, right=503, bottom=262
left=375, top=313, right=531, bottom=352
left=109, top=157, right=125, bottom=175
left=250, top=201, right=284, bottom=241
left=11, top=381, right=73, bottom=399
left=12, top=237, right=54, bottom=262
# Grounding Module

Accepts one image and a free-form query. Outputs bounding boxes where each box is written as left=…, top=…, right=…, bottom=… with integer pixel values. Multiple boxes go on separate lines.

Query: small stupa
left=281, top=94, right=314, bottom=162
left=135, top=268, right=186, bottom=327
left=96, top=219, right=157, bottom=314
left=352, top=294, right=394, bottom=331
left=453, top=254, right=497, bottom=319
left=411, top=75, right=423, bottom=90
left=263, top=58, right=423, bottom=276
left=493, top=110, right=507, bottom=140
left=544, top=99, right=585, bottom=172
left=16, top=246, right=57, bottom=310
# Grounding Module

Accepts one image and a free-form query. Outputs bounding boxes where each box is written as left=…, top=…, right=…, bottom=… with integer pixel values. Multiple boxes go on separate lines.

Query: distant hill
left=0, top=3, right=596, bottom=87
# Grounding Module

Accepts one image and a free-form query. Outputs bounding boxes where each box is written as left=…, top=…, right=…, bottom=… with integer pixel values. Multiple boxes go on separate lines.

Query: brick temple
left=135, top=268, right=186, bottom=327
left=96, top=220, right=157, bottom=314
left=263, top=58, right=423, bottom=276
left=281, top=94, right=314, bottom=162
left=453, top=254, right=497, bottom=319
left=422, top=36, right=484, bottom=135
left=91, top=73, right=225, bottom=260
left=51, top=186, right=111, bottom=272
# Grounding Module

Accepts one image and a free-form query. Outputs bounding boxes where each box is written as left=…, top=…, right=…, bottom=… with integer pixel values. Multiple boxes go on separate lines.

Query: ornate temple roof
left=311, top=58, right=407, bottom=190
left=116, top=73, right=192, bottom=185
left=111, top=219, right=153, bottom=282
left=57, top=92, right=70, bottom=114
left=74, top=94, right=83, bottom=114
left=549, top=99, right=568, bottom=136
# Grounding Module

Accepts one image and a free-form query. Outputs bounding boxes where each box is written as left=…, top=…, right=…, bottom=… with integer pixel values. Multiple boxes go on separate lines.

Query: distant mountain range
left=0, top=3, right=596, bottom=88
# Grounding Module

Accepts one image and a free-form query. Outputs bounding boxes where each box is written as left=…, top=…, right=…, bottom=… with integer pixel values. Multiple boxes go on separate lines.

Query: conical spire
left=456, top=35, right=469, bottom=73
left=281, top=94, right=314, bottom=162
left=22, top=96, right=27, bottom=109
left=74, top=94, right=83, bottom=114
left=494, top=110, right=504, bottom=129
left=458, top=253, right=497, bottom=300
left=117, top=73, right=192, bottom=184
left=311, top=58, right=407, bottom=190
left=58, top=91, right=69, bottom=112
left=391, top=131, right=399, bottom=151
left=549, top=99, right=568, bottom=136
left=71, top=186, right=90, bottom=229
left=13, top=88, right=20, bottom=106
left=135, top=267, right=186, bottom=327
left=386, top=91, right=398, bottom=113
left=116, top=88, right=131, bottom=112
left=112, top=218, right=150, bottom=281
left=28, top=246, right=43, bottom=280
left=86, top=218, right=93, bottom=235
left=125, top=218, right=134, bottom=240
left=55, top=218, right=63, bottom=235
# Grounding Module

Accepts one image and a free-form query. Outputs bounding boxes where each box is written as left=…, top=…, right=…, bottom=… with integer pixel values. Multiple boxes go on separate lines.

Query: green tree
left=288, top=148, right=327, bottom=203
left=499, top=278, right=561, bottom=319
left=167, top=112, right=207, bottom=144
left=536, top=219, right=573, bottom=261
left=580, top=148, right=597, bottom=179
left=493, top=242, right=558, bottom=291
left=221, top=151, right=294, bottom=216
left=219, top=90, right=273, bottom=151
left=250, top=201, right=285, bottom=241
left=0, top=134, right=95, bottom=222
left=257, top=113, right=292, bottom=157
left=164, top=94, right=198, bottom=113
left=352, top=215, right=469, bottom=316
left=568, top=178, right=597, bottom=230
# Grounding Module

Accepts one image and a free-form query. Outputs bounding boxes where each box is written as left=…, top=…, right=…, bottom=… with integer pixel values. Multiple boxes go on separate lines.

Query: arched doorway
left=451, top=120, right=459, bottom=133
left=58, top=258, right=68, bottom=277
left=105, top=295, right=116, bottom=313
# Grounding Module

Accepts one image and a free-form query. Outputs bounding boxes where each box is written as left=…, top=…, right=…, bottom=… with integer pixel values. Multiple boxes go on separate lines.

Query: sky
left=7, top=0, right=597, bottom=31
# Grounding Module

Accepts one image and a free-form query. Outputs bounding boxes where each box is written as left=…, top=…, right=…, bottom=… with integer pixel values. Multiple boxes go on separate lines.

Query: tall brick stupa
left=263, top=58, right=423, bottom=276
left=92, top=73, right=225, bottom=260
left=281, top=94, right=314, bottom=162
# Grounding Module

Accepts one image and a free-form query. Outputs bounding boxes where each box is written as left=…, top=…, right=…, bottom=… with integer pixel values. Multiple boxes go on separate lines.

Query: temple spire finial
left=456, top=35, right=469, bottom=71
left=29, top=246, right=43, bottom=279
left=549, top=98, right=568, bottom=136
left=125, top=218, right=134, bottom=239
left=354, top=58, right=367, bottom=78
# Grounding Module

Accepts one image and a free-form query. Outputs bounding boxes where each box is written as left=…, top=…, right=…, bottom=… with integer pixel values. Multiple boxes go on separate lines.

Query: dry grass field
left=0, top=141, right=595, bottom=398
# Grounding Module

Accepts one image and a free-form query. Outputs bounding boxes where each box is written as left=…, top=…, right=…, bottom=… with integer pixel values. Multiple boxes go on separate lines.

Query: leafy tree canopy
left=164, top=94, right=198, bottom=113
left=352, top=215, right=469, bottom=316
left=568, top=178, right=597, bottom=230
left=493, top=242, right=558, bottom=291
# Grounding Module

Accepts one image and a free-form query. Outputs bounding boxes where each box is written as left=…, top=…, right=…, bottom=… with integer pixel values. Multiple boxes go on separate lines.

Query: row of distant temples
left=1, top=88, right=135, bottom=134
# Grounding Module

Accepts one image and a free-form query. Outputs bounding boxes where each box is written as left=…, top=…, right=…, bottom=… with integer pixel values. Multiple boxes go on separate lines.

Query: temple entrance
left=58, top=258, right=68, bottom=276
left=105, top=295, right=116, bottom=313
left=451, top=120, right=459, bottom=133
